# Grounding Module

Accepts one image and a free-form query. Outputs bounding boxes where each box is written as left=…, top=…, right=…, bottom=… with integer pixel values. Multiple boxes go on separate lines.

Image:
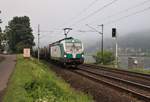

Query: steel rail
left=82, top=64, right=150, bottom=80
left=73, top=69, right=150, bottom=102
left=78, top=67, right=150, bottom=91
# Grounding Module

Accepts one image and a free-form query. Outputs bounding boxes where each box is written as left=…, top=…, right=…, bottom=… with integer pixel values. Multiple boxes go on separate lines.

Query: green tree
left=0, top=27, right=6, bottom=52
left=0, top=27, right=3, bottom=51
left=93, top=50, right=115, bottom=65
left=5, top=16, right=34, bottom=53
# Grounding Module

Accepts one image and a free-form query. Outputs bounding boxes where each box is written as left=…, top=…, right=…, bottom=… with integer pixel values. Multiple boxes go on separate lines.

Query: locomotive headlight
left=82, top=55, right=84, bottom=58
left=64, top=55, right=67, bottom=58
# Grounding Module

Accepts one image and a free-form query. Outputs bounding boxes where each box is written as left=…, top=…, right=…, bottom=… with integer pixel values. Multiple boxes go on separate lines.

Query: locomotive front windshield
left=65, top=43, right=82, bottom=52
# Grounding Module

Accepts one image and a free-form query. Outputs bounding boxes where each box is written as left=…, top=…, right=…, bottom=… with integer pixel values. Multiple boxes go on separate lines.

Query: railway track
left=72, top=65, right=150, bottom=102
left=82, top=64, right=150, bottom=86
left=83, top=64, right=150, bottom=78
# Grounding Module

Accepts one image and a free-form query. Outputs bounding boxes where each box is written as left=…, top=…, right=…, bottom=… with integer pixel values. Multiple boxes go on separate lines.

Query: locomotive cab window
left=74, top=43, right=82, bottom=48
left=65, top=43, right=82, bottom=51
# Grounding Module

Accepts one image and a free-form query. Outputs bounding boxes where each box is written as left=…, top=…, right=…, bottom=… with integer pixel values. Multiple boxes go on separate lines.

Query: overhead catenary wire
left=56, top=0, right=149, bottom=34
left=69, top=0, right=99, bottom=21
left=104, top=6, right=150, bottom=25
left=70, top=0, right=118, bottom=27
left=59, top=0, right=99, bottom=28
left=90, top=0, right=150, bottom=24
left=75, top=5, right=150, bottom=34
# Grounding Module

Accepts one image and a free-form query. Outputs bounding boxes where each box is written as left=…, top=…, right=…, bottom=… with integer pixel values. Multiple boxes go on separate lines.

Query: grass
left=128, top=68, right=150, bottom=75
left=90, top=63, right=150, bottom=75
left=97, top=64, right=116, bottom=68
left=3, top=55, right=93, bottom=102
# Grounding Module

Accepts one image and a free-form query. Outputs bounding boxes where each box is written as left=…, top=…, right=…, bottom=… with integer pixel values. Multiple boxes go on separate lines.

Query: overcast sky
left=0, top=0, right=150, bottom=47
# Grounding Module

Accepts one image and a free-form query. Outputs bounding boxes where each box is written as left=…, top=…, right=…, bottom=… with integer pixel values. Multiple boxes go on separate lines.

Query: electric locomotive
left=49, top=37, right=84, bottom=67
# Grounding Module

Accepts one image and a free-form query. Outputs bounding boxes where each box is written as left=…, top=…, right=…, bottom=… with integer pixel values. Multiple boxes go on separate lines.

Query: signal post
left=112, top=28, right=118, bottom=68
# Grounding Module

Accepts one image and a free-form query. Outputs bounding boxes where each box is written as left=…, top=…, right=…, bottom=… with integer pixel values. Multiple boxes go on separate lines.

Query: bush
left=93, top=51, right=115, bottom=65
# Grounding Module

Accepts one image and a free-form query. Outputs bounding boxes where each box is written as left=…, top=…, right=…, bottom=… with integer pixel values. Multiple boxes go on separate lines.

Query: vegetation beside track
left=94, top=64, right=150, bottom=75
left=93, top=51, right=115, bottom=65
left=128, top=68, right=150, bottom=75
left=3, top=55, right=93, bottom=102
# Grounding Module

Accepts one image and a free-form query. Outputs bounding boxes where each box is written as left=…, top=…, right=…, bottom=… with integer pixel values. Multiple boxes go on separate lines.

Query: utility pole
left=98, top=24, right=104, bottom=65
left=38, top=24, right=40, bottom=61
left=0, top=10, right=2, bottom=23
left=86, top=24, right=104, bottom=64
left=63, top=28, right=72, bottom=38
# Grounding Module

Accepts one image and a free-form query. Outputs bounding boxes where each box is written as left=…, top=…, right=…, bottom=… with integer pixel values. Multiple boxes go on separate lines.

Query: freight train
left=33, top=37, right=84, bottom=67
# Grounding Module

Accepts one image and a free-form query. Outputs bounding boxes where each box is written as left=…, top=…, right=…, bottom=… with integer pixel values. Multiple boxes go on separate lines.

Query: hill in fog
left=86, top=30, right=150, bottom=52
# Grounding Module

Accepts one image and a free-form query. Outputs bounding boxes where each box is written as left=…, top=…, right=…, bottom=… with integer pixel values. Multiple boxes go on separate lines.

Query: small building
left=128, top=57, right=144, bottom=69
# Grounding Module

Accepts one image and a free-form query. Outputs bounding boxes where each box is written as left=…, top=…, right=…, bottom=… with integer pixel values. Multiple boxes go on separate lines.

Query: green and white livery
left=50, top=37, right=84, bottom=67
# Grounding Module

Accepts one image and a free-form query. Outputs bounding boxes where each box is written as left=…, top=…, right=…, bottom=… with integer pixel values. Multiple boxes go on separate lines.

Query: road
left=0, top=54, right=16, bottom=101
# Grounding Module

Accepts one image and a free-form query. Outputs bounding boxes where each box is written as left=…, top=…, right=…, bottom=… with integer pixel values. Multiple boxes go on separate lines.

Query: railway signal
left=112, top=28, right=118, bottom=68
left=112, top=28, right=116, bottom=38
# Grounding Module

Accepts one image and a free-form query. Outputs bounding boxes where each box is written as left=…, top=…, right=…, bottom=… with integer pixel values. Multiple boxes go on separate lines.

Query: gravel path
left=0, top=54, right=16, bottom=102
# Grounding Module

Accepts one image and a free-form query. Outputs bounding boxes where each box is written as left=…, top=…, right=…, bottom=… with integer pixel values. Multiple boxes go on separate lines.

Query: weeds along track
left=73, top=65, right=150, bottom=102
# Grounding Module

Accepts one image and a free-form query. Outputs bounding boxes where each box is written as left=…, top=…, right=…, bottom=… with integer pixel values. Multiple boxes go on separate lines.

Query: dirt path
left=0, top=54, right=16, bottom=102
left=0, top=56, right=4, bottom=63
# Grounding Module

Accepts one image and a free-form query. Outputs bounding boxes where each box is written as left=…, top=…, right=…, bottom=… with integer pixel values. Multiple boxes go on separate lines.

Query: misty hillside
left=119, top=31, right=150, bottom=49
left=86, top=30, right=150, bottom=52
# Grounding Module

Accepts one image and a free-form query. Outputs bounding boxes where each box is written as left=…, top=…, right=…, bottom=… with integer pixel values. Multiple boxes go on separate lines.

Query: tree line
left=0, top=16, right=35, bottom=53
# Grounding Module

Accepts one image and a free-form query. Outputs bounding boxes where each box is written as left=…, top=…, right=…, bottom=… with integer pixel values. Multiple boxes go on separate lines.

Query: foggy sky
left=0, top=0, right=150, bottom=48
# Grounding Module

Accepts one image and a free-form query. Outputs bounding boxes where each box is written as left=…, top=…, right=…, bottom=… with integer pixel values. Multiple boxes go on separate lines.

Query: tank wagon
left=39, top=37, right=84, bottom=67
